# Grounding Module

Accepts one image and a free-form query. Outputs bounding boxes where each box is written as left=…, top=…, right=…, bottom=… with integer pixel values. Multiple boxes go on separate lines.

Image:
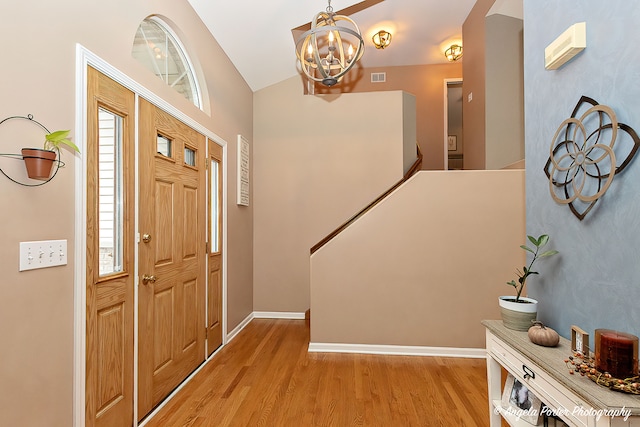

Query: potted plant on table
left=22, top=130, right=80, bottom=180
left=500, top=234, right=559, bottom=331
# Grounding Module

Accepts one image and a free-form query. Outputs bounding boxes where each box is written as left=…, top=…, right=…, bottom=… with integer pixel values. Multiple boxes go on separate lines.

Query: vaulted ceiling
left=187, top=0, right=480, bottom=92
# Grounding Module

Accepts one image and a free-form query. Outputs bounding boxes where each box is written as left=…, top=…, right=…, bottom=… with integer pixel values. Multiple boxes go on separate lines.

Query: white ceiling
left=187, top=0, right=479, bottom=92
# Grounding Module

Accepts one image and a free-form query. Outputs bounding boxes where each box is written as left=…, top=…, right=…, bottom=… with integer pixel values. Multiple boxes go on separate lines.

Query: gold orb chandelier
left=295, top=0, right=365, bottom=87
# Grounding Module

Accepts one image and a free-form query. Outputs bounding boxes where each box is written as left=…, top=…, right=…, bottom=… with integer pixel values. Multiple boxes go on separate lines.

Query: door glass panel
left=210, top=159, right=220, bottom=253
left=98, top=108, right=124, bottom=276
left=157, top=134, right=172, bottom=157
left=184, top=146, right=196, bottom=167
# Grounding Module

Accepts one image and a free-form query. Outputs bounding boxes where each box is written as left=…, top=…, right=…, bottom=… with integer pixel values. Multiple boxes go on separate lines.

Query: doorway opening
left=444, top=79, right=463, bottom=170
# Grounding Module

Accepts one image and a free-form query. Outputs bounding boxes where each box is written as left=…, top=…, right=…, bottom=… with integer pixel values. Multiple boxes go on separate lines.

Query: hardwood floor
left=143, top=319, right=490, bottom=427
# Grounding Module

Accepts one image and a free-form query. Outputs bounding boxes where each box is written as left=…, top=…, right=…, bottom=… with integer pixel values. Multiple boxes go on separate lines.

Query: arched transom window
left=132, top=17, right=202, bottom=109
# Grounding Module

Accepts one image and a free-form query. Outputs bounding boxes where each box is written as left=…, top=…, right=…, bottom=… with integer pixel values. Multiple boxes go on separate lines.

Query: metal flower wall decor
left=544, top=96, right=640, bottom=220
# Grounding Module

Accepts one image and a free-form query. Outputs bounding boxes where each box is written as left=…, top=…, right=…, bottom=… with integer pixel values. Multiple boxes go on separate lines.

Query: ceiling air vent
left=371, top=72, right=386, bottom=83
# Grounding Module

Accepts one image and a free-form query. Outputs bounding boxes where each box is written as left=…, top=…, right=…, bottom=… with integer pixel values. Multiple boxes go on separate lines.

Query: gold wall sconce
left=372, top=30, right=392, bottom=49
left=445, top=44, right=463, bottom=62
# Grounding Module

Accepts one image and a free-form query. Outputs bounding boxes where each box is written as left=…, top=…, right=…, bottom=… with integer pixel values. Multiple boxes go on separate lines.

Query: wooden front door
left=86, top=67, right=136, bottom=427
left=137, top=98, right=206, bottom=420
left=207, top=140, right=223, bottom=356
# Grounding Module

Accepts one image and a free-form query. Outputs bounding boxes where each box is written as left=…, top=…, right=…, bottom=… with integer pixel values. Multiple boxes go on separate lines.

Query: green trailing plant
left=44, top=130, right=80, bottom=153
left=507, top=234, right=559, bottom=302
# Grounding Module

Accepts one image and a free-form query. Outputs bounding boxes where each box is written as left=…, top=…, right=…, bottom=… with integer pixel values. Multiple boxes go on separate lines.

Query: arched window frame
left=132, top=16, right=203, bottom=109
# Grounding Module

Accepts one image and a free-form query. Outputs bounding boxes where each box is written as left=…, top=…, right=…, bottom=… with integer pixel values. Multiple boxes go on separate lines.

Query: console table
left=483, top=320, right=640, bottom=427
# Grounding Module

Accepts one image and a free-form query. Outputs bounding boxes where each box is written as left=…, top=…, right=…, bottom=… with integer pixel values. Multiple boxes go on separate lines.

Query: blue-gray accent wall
left=524, top=0, right=640, bottom=341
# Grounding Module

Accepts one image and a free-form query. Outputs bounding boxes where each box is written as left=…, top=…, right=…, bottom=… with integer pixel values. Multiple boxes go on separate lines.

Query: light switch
left=19, top=240, right=67, bottom=271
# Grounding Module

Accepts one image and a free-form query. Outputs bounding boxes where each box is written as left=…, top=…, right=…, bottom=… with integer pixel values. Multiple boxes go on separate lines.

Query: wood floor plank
left=144, top=319, right=490, bottom=427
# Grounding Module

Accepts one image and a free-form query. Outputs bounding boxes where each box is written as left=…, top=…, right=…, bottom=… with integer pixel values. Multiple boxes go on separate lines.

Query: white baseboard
left=253, top=311, right=306, bottom=319
left=226, top=311, right=306, bottom=343
left=226, top=312, right=254, bottom=343
left=308, top=342, right=486, bottom=358
left=228, top=315, right=484, bottom=359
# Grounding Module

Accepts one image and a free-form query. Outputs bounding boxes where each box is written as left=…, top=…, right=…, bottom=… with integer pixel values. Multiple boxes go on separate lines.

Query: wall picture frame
left=447, top=135, right=457, bottom=151
left=571, top=325, right=590, bottom=355
left=501, top=373, right=542, bottom=425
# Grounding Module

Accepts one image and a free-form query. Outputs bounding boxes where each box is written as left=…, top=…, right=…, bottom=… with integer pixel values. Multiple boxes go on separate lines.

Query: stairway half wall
left=310, top=169, right=525, bottom=350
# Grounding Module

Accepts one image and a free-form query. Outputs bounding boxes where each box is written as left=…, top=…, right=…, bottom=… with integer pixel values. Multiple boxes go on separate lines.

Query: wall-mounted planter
left=21, top=148, right=56, bottom=180
left=0, top=115, right=75, bottom=186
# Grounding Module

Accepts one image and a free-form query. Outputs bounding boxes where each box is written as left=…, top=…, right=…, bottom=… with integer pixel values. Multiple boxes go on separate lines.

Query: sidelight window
left=210, top=159, right=220, bottom=253
left=98, top=109, right=124, bottom=276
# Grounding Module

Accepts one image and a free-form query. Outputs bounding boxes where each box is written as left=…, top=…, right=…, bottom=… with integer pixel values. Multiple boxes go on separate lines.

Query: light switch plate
left=19, top=240, right=67, bottom=271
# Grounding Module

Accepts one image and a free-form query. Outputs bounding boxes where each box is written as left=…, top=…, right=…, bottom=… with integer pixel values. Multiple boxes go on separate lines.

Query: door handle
left=141, top=274, right=157, bottom=284
left=142, top=233, right=152, bottom=243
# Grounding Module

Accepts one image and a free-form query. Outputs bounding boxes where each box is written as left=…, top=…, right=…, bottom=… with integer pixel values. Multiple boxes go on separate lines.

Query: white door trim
left=74, top=44, right=228, bottom=427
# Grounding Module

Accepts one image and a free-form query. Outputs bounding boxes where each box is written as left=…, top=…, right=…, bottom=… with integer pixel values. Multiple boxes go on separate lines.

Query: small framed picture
left=501, top=373, right=542, bottom=425
left=447, top=135, right=457, bottom=151
left=571, top=325, right=589, bottom=355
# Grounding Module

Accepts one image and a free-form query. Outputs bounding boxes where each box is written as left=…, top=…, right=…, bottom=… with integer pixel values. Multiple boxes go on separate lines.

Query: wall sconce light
left=372, top=30, right=392, bottom=49
left=445, top=44, right=463, bottom=62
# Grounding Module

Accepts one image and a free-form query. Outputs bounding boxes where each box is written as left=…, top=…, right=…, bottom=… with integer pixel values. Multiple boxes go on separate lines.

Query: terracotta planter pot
left=22, top=148, right=56, bottom=180
left=498, top=296, right=538, bottom=331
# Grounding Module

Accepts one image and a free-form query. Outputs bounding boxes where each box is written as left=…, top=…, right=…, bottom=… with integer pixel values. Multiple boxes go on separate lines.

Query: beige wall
left=402, top=94, right=418, bottom=173
left=253, top=79, right=415, bottom=313
left=462, top=0, right=525, bottom=171
left=485, top=13, right=524, bottom=169
left=316, top=63, right=462, bottom=170
left=0, top=1, right=253, bottom=425
left=310, top=170, right=526, bottom=348
left=462, top=0, right=496, bottom=170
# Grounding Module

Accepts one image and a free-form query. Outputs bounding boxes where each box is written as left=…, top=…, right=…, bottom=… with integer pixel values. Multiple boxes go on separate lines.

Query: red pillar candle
left=595, top=329, right=639, bottom=379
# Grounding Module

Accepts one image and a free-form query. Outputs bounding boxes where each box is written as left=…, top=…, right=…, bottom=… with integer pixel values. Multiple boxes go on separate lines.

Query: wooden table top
left=483, top=319, right=640, bottom=415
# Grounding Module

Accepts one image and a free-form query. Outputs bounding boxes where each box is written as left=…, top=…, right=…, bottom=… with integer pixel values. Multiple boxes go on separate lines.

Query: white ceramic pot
left=498, top=296, right=538, bottom=331
left=498, top=296, right=538, bottom=312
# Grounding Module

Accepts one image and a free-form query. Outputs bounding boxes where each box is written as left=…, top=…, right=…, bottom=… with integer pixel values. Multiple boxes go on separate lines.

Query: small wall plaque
left=447, top=135, right=457, bottom=151
left=571, top=325, right=590, bottom=355
left=237, top=135, right=250, bottom=206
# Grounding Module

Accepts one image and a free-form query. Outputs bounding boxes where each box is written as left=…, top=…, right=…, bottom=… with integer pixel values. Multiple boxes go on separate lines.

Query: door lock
left=141, top=274, right=157, bottom=284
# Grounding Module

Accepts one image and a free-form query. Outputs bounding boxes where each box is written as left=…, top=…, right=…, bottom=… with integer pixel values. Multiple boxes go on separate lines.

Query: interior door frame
left=74, top=44, right=228, bottom=427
